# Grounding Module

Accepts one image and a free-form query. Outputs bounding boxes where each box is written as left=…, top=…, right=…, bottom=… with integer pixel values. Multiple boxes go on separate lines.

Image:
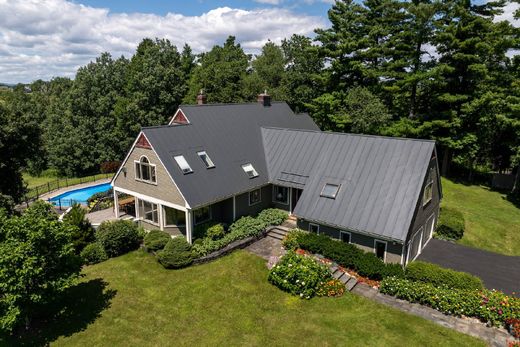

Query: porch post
left=289, top=187, right=293, bottom=215
left=158, top=204, right=165, bottom=231
left=185, top=209, right=193, bottom=244
left=135, top=197, right=140, bottom=219
left=113, top=190, right=120, bottom=218
left=232, top=196, right=236, bottom=221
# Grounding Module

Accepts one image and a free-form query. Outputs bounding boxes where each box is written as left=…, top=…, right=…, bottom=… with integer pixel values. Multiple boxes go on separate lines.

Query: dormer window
left=321, top=183, right=340, bottom=199
left=174, top=155, right=193, bottom=174
left=242, top=163, right=258, bottom=178
left=197, top=151, right=215, bottom=169
left=135, top=156, right=156, bottom=184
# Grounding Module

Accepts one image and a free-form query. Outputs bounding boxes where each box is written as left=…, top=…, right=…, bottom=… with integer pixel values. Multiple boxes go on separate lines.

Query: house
left=111, top=93, right=441, bottom=265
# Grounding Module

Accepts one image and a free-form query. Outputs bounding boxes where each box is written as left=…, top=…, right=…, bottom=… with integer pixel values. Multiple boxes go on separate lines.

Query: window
left=321, top=183, right=340, bottom=199
left=249, top=188, right=262, bottom=206
left=309, top=223, right=319, bottom=234
left=164, top=206, right=186, bottom=226
left=174, top=155, right=193, bottom=174
left=375, top=240, right=387, bottom=261
left=340, top=231, right=351, bottom=243
left=273, top=185, right=289, bottom=205
left=194, top=206, right=211, bottom=225
left=197, top=151, right=215, bottom=168
left=139, top=200, right=158, bottom=224
left=135, top=156, right=156, bottom=184
left=242, top=163, right=258, bottom=178
left=422, top=168, right=434, bottom=206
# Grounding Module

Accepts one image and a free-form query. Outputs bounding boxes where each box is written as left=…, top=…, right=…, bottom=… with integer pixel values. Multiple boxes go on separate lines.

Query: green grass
left=11, top=250, right=483, bottom=346
left=441, top=177, right=520, bottom=256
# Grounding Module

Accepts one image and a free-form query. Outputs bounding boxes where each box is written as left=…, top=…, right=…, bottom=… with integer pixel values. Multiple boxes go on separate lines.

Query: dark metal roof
left=261, top=127, right=436, bottom=242
left=142, top=102, right=319, bottom=208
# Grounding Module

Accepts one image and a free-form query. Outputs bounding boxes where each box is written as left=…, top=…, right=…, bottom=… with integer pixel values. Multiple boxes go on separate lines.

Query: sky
left=0, top=0, right=518, bottom=84
left=0, top=0, right=332, bottom=84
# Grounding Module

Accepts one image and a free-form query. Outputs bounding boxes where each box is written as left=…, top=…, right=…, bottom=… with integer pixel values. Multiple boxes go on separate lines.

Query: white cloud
left=0, top=0, right=326, bottom=83
left=254, top=0, right=282, bottom=4
left=495, top=1, right=520, bottom=27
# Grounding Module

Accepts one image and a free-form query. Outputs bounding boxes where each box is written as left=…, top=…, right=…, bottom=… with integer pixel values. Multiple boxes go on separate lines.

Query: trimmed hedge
left=287, top=230, right=404, bottom=281
left=192, top=209, right=288, bottom=258
left=157, top=237, right=193, bottom=269
left=144, top=229, right=171, bottom=252
left=80, top=242, right=108, bottom=265
left=96, top=220, right=141, bottom=257
left=380, top=277, right=520, bottom=327
left=206, top=223, right=226, bottom=240
left=436, top=207, right=465, bottom=240
left=405, top=261, right=483, bottom=290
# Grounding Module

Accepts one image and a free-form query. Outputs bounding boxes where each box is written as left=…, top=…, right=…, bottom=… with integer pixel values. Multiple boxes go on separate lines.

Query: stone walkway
left=352, top=283, right=512, bottom=347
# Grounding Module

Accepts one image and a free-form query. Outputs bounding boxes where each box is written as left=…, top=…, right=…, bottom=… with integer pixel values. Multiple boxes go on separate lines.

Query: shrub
left=157, top=237, right=193, bottom=269
left=96, top=220, right=141, bottom=257
left=282, top=228, right=307, bottom=250
left=62, top=203, right=95, bottom=253
left=87, top=188, right=113, bottom=204
left=193, top=221, right=220, bottom=241
left=144, top=229, right=171, bottom=252
left=380, top=277, right=520, bottom=326
left=192, top=216, right=267, bottom=257
left=80, top=242, right=108, bottom=265
left=436, top=207, right=465, bottom=240
left=268, top=251, right=333, bottom=299
left=292, top=232, right=404, bottom=281
left=257, top=208, right=288, bottom=226
left=405, top=261, right=483, bottom=290
left=206, top=223, right=226, bottom=240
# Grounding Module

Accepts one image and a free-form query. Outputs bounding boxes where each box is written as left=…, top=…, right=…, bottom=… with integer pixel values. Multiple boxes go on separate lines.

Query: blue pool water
left=49, top=183, right=111, bottom=207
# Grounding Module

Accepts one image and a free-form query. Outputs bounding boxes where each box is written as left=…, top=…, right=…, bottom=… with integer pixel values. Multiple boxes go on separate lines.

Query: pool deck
left=86, top=208, right=133, bottom=227
left=39, top=178, right=111, bottom=202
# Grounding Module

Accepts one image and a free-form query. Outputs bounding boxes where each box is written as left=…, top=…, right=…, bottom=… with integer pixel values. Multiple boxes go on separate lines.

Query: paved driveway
left=418, top=239, right=520, bottom=296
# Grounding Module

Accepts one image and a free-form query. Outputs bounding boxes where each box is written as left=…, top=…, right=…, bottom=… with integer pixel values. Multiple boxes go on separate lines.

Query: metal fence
left=49, top=198, right=89, bottom=211
left=25, top=173, right=113, bottom=202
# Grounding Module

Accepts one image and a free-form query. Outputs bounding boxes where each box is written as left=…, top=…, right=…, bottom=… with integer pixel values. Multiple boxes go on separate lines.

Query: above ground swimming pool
left=49, top=182, right=112, bottom=208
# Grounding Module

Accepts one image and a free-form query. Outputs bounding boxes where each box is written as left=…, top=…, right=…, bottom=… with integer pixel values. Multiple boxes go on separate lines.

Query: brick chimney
left=257, top=90, right=271, bottom=107
left=197, top=89, right=207, bottom=105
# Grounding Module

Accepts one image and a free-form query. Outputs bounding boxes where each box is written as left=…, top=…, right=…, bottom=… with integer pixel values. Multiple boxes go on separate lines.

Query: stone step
left=345, top=277, right=358, bottom=291
left=267, top=233, right=285, bottom=241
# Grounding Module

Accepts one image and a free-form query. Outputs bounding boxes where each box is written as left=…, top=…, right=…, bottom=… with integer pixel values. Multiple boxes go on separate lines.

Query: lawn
left=441, top=177, right=520, bottom=256
left=10, top=250, right=483, bottom=346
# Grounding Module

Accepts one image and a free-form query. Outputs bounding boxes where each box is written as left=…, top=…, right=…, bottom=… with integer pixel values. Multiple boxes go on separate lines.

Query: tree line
left=1, top=0, right=520, bottom=205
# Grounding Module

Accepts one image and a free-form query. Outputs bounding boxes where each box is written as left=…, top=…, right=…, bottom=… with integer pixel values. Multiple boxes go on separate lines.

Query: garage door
left=422, top=215, right=435, bottom=248
left=409, top=227, right=424, bottom=261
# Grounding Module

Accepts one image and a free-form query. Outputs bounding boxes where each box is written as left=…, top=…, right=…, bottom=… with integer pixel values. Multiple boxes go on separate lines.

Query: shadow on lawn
left=3, top=278, right=116, bottom=346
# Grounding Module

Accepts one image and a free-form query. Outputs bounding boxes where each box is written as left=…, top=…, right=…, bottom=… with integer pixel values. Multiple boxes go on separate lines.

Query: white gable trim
left=111, top=131, right=191, bottom=209
left=168, top=108, right=190, bottom=125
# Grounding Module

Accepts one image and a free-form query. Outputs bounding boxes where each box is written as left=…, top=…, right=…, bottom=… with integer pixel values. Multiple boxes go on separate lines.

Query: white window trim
left=197, top=151, right=215, bottom=169
left=242, top=163, right=259, bottom=178
left=340, top=230, right=351, bottom=243
left=248, top=188, right=262, bottom=206
left=194, top=206, right=212, bottom=225
left=272, top=185, right=289, bottom=205
left=174, top=155, right=193, bottom=174
left=374, top=240, right=387, bottom=262
left=139, top=199, right=159, bottom=226
left=422, top=168, right=434, bottom=206
left=134, top=156, right=157, bottom=185
left=309, top=223, right=320, bottom=234
left=163, top=205, right=186, bottom=227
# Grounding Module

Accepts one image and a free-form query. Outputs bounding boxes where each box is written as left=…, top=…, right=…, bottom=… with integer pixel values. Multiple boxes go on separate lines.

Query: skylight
left=174, top=155, right=193, bottom=174
left=242, top=163, right=258, bottom=178
left=197, top=151, right=215, bottom=169
left=321, top=183, right=340, bottom=199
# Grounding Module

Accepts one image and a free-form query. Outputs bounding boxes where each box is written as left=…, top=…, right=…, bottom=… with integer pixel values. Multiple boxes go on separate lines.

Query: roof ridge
left=179, top=101, right=286, bottom=107
left=261, top=126, right=436, bottom=144
left=142, top=123, right=190, bottom=130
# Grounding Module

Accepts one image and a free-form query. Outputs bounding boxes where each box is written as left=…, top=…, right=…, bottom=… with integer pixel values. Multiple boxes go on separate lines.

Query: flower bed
left=268, top=251, right=344, bottom=299
left=380, top=277, right=520, bottom=327
left=192, top=209, right=288, bottom=257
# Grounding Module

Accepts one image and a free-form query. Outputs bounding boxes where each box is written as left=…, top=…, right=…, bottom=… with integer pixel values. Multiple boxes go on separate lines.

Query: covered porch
left=112, top=188, right=195, bottom=243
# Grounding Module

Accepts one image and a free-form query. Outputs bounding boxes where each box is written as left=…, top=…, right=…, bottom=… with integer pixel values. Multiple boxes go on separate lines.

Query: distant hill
left=0, top=82, right=15, bottom=89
